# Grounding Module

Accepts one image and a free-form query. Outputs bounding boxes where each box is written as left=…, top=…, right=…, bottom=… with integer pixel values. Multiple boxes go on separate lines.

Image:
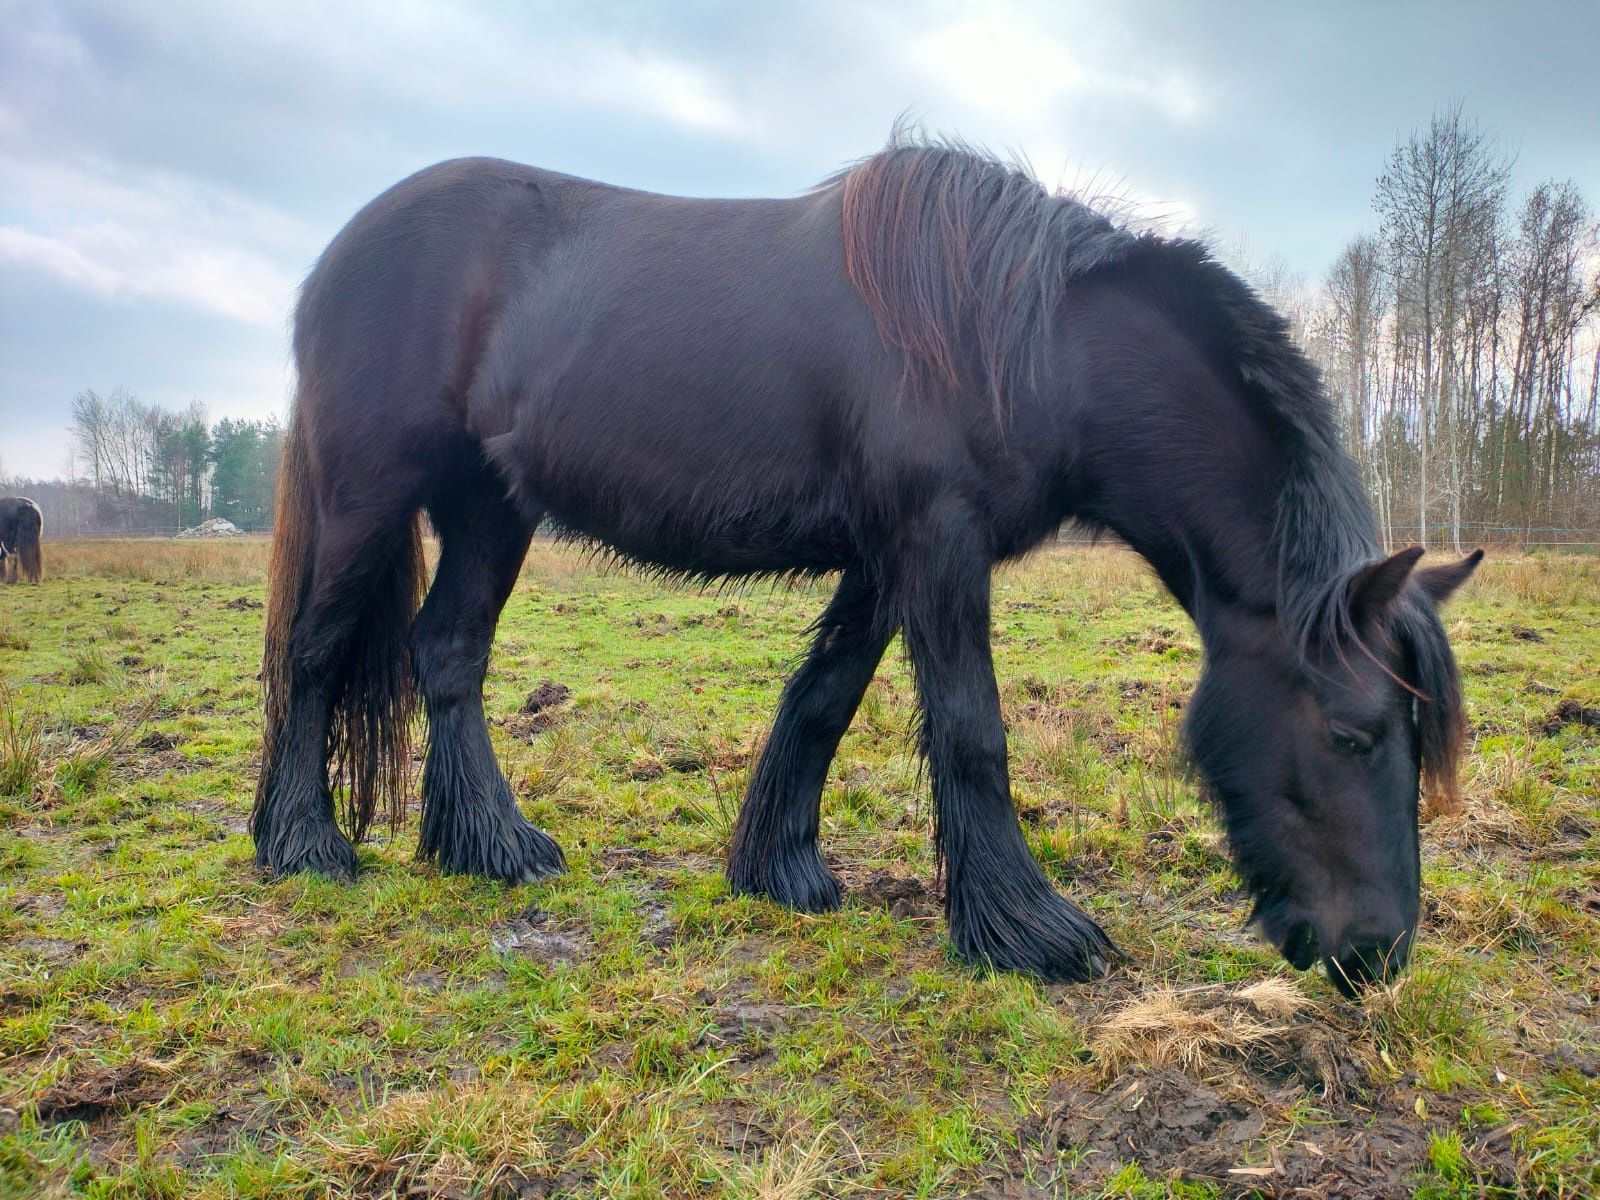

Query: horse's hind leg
left=413, top=466, right=564, bottom=882
left=728, top=567, right=893, bottom=912
left=255, top=511, right=417, bottom=879
left=892, top=500, right=1117, bottom=983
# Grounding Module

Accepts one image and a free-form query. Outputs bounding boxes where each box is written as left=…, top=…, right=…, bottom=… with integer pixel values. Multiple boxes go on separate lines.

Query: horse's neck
left=1069, top=378, right=1283, bottom=625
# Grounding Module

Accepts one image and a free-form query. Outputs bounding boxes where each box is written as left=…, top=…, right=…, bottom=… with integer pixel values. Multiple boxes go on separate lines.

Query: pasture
left=2, top=539, right=1596, bottom=1198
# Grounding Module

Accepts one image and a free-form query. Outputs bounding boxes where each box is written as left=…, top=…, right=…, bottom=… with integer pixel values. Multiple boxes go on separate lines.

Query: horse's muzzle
left=1323, top=929, right=1414, bottom=998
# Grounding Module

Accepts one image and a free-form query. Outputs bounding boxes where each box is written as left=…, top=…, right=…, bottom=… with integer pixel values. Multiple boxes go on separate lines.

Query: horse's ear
left=1349, top=546, right=1425, bottom=625
left=1416, top=548, right=1484, bottom=607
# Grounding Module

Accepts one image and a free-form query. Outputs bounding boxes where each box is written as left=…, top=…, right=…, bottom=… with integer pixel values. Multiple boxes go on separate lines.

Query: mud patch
left=14, top=935, right=84, bottom=964
left=1029, top=1068, right=1265, bottom=1178
left=222, top=596, right=263, bottom=611
left=705, top=1099, right=776, bottom=1159
left=489, top=907, right=590, bottom=965
left=852, top=870, right=933, bottom=918
left=1021, top=980, right=1527, bottom=1197
left=638, top=899, right=678, bottom=950
left=701, top=1000, right=794, bottom=1060
left=1028, top=1064, right=1524, bottom=1197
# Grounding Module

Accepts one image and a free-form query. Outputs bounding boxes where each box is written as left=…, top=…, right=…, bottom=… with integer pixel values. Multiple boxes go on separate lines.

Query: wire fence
left=1048, top=524, right=1600, bottom=552
left=1374, top=524, right=1600, bottom=551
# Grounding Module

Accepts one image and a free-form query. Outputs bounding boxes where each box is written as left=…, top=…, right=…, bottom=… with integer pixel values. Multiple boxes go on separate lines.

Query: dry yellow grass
left=40, top=536, right=272, bottom=582
left=1089, top=978, right=1316, bottom=1081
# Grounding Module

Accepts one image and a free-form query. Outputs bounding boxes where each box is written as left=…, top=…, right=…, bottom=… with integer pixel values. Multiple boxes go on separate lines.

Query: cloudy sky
left=3, top=0, right=1597, bottom=475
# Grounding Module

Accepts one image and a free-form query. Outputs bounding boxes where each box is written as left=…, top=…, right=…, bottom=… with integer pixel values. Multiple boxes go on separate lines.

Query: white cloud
left=0, top=156, right=305, bottom=328
left=160, top=0, right=755, bottom=141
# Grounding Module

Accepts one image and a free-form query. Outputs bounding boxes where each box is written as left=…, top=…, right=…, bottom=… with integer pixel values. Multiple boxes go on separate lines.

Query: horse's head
left=1186, top=547, right=1481, bottom=996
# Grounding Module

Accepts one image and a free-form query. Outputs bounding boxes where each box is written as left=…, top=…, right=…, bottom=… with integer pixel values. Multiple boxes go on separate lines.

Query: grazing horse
left=253, top=138, right=1480, bottom=995
left=0, top=498, right=43, bottom=583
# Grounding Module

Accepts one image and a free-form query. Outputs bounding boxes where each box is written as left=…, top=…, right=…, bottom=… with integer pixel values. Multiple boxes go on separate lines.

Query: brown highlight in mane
left=837, top=136, right=1134, bottom=417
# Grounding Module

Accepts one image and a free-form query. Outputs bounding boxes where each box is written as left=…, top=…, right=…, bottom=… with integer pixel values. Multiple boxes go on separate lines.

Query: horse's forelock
left=1292, top=571, right=1466, bottom=805
left=1394, top=598, right=1467, bottom=804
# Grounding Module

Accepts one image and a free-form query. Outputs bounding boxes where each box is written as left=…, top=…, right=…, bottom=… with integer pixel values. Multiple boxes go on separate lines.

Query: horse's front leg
left=894, top=503, right=1117, bottom=982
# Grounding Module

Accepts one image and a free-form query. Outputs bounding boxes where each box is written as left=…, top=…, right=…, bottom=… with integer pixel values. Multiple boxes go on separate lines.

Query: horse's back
left=292, top=161, right=875, bottom=482
left=466, top=183, right=897, bottom=573
left=292, top=159, right=581, bottom=444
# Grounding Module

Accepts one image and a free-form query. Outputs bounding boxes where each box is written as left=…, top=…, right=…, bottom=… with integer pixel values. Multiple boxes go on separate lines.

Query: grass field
left=2, top=538, right=1597, bottom=1198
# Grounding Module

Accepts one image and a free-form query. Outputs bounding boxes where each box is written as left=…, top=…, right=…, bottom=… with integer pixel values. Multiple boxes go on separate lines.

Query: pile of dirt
left=502, top=680, right=572, bottom=740
left=1542, top=698, right=1600, bottom=736
left=174, top=518, right=244, bottom=539
left=521, top=681, right=572, bottom=714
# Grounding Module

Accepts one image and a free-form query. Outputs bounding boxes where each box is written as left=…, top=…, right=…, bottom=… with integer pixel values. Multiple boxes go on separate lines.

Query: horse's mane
left=833, top=132, right=1465, bottom=799
left=833, top=134, right=1134, bottom=419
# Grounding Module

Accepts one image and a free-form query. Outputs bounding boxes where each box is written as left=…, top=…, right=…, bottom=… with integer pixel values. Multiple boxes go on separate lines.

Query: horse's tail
left=253, top=393, right=426, bottom=844
left=14, top=501, right=42, bottom=582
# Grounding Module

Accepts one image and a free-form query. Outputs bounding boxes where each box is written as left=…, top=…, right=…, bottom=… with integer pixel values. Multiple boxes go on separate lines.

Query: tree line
left=3, top=388, right=283, bottom=536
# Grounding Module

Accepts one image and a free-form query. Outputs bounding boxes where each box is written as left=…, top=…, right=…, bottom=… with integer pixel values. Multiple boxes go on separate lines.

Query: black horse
left=253, top=137, right=1480, bottom=995
left=0, top=497, right=43, bottom=583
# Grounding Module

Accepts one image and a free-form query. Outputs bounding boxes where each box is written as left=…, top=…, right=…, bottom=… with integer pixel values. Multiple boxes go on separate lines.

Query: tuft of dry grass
left=65, top=644, right=116, bottom=686
left=1090, top=978, right=1316, bottom=1080
left=1484, top=553, right=1600, bottom=607
left=312, top=1083, right=552, bottom=1195
left=724, top=1128, right=851, bottom=1200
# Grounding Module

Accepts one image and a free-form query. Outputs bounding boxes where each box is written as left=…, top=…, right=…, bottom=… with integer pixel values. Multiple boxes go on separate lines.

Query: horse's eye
left=1330, top=728, right=1373, bottom=756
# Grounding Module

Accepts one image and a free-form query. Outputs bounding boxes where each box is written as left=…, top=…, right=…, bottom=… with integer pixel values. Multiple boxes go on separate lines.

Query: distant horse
left=0, top=498, right=43, bottom=583
left=253, top=137, right=1480, bottom=995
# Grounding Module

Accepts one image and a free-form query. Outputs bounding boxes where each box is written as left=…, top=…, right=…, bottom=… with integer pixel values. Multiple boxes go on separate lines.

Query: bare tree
left=1374, top=103, right=1511, bottom=548
left=1323, top=234, right=1392, bottom=539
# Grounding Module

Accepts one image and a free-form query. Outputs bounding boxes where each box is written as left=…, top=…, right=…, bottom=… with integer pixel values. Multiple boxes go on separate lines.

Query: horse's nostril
left=1281, top=921, right=1320, bottom=971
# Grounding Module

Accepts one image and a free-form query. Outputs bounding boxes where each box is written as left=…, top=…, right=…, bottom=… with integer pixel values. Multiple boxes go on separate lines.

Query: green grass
left=1, top=539, right=1596, bottom=1197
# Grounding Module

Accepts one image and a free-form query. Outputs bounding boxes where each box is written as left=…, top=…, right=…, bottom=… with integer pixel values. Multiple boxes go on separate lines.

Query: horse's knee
left=411, top=618, right=485, bottom=709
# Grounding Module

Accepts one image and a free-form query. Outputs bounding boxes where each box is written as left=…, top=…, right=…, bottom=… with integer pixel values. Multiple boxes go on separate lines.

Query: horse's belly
left=544, top=486, right=856, bottom=577
left=526, top=427, right=858, bottom=578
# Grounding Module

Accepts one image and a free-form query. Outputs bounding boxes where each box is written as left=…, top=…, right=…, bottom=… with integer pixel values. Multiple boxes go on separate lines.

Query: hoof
left=256, top=821, right=359, bottom=883
left=429, top=811, right=567, bottom=884
left=727, top=844, right=843, bottom=913
left=948, top=881, right=1118, bottom=984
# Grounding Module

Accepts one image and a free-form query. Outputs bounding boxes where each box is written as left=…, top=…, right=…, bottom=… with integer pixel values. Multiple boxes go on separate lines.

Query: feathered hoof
left=727, top=842, right=843, bottom=914
left=431, top=812, right=567, bottom=885
left=948, top=881, right=1118, bottom=984
left=256, top=819, right=360, bottom=883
